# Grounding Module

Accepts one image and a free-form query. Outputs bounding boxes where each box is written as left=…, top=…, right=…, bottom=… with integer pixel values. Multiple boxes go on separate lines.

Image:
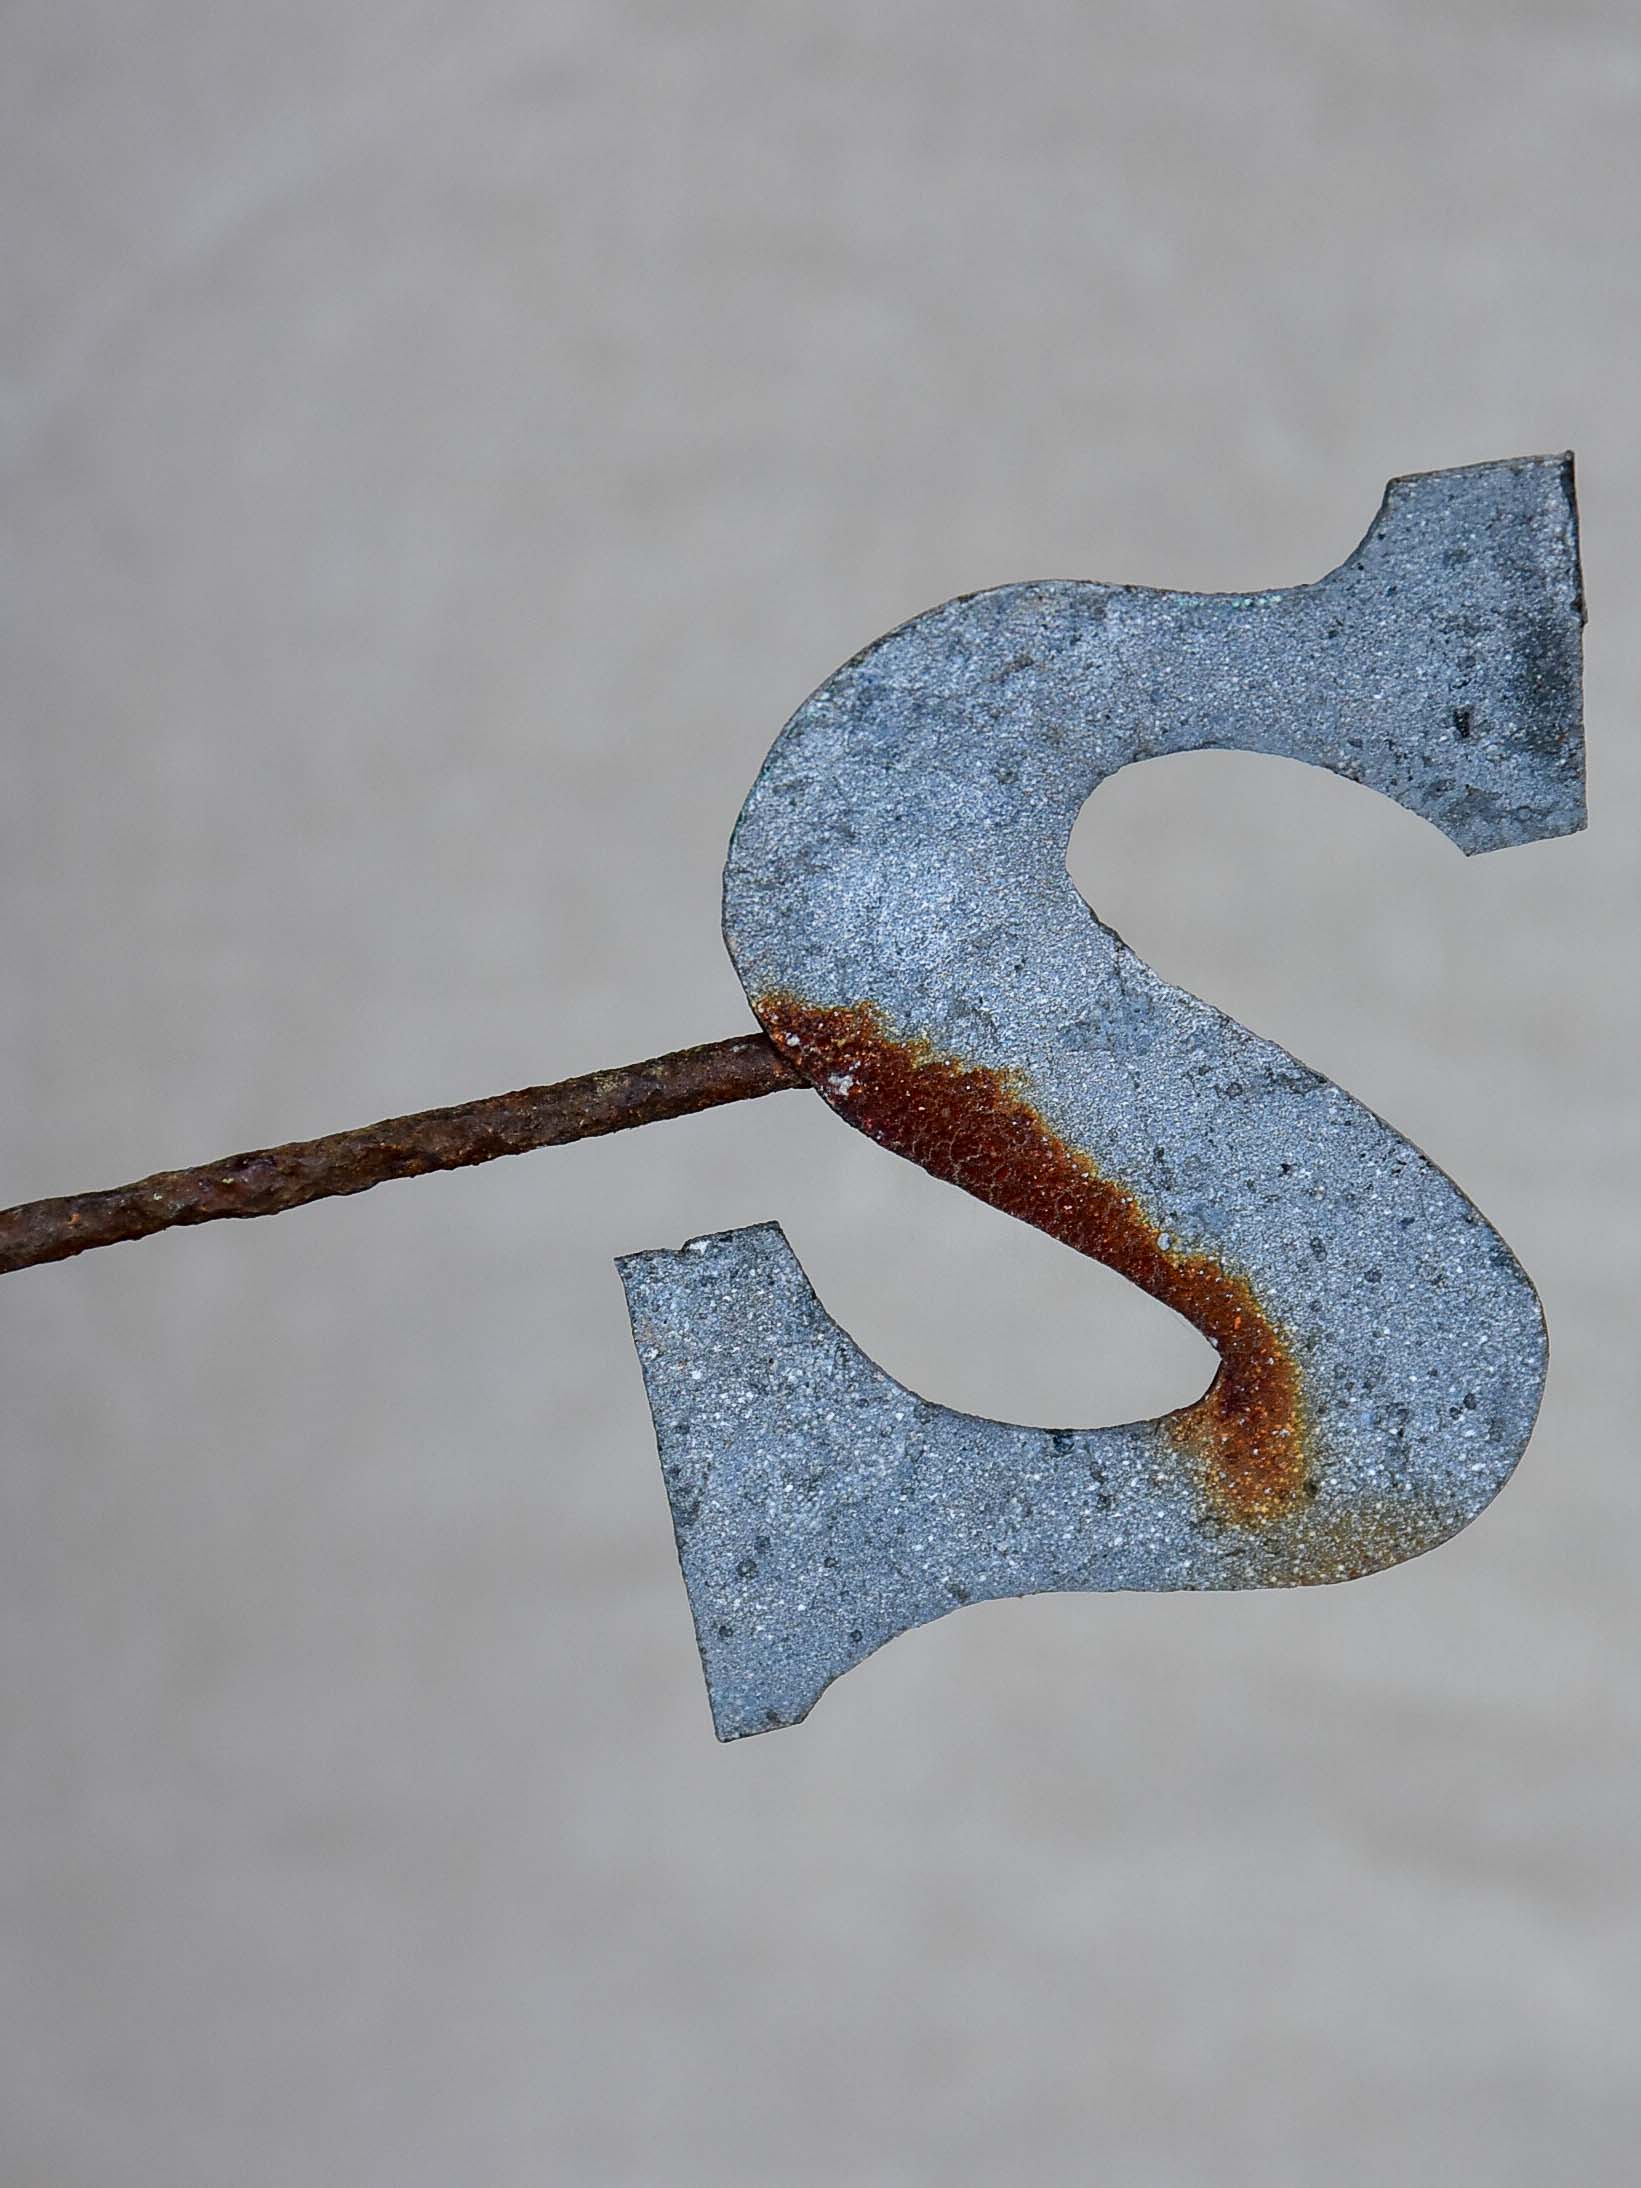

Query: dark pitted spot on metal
left=756, top=992, right=1307, bottom=1529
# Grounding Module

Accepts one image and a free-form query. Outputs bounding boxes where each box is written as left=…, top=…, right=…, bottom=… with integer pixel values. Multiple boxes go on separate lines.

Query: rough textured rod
left=0, top=1035, right=800, bottom=1274
left=619, top=455, right=1586, bottom=1740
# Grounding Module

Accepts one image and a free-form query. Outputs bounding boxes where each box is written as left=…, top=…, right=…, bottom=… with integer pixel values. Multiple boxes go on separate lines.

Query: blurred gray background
left=3, top=4, right=1638, bottom=2183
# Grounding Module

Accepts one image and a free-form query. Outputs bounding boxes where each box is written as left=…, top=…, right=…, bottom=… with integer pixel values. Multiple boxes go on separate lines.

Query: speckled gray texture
left=622, top=457, right=1584, bottom=1740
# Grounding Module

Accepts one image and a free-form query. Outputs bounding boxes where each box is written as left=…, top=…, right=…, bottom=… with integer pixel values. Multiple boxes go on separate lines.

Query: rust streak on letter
left=756, top=995, right=1309, bottom=1528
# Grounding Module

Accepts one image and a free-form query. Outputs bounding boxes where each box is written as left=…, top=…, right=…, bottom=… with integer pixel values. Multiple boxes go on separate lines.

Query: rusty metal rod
left=0, top=1032, right=805, bottom=1277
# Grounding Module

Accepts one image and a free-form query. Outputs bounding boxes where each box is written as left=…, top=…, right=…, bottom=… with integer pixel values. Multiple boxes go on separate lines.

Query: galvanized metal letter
left=621, top=456, right=1585, bottom=1738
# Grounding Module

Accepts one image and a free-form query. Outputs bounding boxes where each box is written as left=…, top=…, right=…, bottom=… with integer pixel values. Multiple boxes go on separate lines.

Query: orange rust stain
left=1268, top=1493, right=1442, bottom=1587
left=757, top=993, right=1309, bottom=1529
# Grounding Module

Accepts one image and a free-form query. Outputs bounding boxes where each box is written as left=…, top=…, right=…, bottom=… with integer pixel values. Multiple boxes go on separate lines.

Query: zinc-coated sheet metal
left=621, top=454, right=1585, bottom=1740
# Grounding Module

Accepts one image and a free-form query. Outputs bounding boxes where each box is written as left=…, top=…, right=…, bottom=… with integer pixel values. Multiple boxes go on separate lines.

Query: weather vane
left=3, top=455, right=1586, bottom=1740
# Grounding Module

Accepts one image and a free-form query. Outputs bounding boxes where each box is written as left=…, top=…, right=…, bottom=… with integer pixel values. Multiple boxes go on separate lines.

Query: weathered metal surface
left=0, top=1034, right=801, bottom=1275
left=620, top=454, right=1585, bottom=1740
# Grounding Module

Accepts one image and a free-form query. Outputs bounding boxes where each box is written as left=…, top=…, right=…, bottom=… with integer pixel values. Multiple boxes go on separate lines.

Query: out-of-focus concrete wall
left=3, top=5, right=1638, bottom=2182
